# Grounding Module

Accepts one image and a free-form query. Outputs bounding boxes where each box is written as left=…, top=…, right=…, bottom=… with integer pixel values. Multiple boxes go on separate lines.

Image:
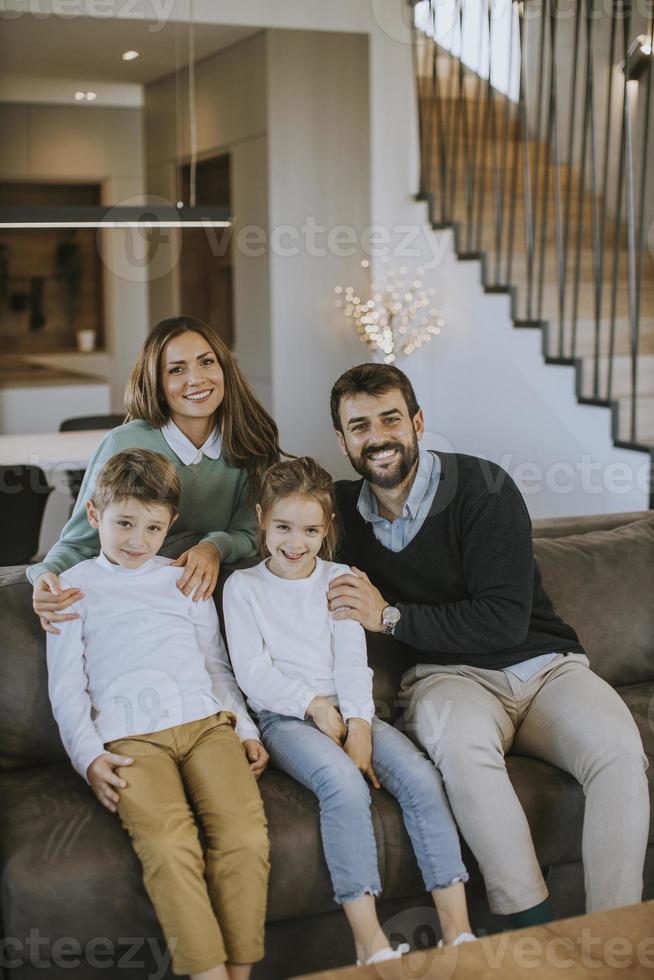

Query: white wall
left=0, top=382, right=110, bottom=434
left=405, top=228, right=649, bottom=517
left=265, top=29, right=372, bottom=474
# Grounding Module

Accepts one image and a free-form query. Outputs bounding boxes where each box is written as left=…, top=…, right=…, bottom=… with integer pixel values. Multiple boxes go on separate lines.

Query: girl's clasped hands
left=306, top=695, right=380, bottom=789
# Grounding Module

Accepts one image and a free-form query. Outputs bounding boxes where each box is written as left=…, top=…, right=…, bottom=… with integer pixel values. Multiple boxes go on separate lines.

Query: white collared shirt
left=161, top=418, right=222, bottom=465
left=356, top=448, right=440, bottom=553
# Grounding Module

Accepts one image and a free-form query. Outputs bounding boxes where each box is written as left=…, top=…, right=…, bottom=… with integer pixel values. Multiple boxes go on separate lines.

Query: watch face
left=383, top=606, right=401, bottom=626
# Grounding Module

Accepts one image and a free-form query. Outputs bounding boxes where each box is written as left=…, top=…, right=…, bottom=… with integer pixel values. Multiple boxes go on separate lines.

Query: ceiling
left=0, top=16, right=260, bottom=85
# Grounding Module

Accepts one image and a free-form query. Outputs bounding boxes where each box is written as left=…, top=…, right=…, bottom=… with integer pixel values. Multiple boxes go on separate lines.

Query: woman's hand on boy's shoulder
left=33, top=572, right=83, bottom=635
left=242, top=739, right=269, bottom=779
left=87, top=752, right=134, bottom=813
left=173, top=541, right=220, bottom=602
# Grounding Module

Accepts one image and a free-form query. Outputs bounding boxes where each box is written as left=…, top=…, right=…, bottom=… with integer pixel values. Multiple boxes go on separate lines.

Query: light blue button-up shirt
left=356, top=448, right=556, bottom=681
left=356, top=448, right=440, bottom=553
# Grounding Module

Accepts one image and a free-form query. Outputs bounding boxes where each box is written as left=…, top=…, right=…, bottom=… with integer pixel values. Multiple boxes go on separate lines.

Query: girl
left=223, top=457, right=474, bottom=966
left=29, top=315, right=281, bottom=634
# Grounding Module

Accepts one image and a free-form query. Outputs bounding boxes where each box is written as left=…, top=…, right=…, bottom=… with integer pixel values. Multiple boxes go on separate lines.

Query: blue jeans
left=257, top=711, right=468, bottom=904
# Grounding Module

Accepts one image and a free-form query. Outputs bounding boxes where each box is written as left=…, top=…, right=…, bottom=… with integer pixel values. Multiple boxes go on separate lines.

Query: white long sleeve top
left=46, top=553, right=259, bottom=781
left=223, top=558, right=376, bottom=723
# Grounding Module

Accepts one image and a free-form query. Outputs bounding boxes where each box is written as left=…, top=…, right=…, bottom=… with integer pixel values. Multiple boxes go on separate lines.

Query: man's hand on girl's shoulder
left=328, top=567, right=387, bottom=632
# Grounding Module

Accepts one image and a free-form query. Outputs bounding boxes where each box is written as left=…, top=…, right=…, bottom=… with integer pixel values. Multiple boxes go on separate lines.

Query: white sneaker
left=438, top=932, right=477, bottom=948
left=356, top=943, right=411, bottom=966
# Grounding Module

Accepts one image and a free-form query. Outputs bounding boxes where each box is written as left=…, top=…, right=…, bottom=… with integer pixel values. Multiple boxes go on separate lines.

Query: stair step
left=545, top=324, right=654, bottom=358
left=443, top=199, right=627, bottom=235
left=579, top=355, right=654, bottom=398
left=496, top=257, right=654, bottom=285
left=616, top=396, right=654, bottom=444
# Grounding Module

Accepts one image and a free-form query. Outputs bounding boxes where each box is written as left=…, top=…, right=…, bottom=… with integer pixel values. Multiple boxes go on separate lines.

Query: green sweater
left=27, top=420, right=258, bottom=584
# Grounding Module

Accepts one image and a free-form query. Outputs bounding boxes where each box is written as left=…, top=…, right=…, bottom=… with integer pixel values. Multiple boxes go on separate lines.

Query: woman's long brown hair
left=125, top=315, right=281, bottom=491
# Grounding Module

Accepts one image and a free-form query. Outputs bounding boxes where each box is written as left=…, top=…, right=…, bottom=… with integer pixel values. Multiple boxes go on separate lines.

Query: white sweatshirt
left=46, top=553, right=259, bottom=781
left=223, top=558, right=376, bottom=723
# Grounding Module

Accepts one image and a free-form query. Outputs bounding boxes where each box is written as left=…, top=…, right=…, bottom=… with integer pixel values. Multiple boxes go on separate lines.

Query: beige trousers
left=400, top=653, right=649, bottom=916
left=107, top=712, right=270, bottom=976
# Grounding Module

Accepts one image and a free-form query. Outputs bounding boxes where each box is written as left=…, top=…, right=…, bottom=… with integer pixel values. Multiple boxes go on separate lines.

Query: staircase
left=414, top=1, right=654, bottom=497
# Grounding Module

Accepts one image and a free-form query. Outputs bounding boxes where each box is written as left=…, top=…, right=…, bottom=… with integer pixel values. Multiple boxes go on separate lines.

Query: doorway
left=179, top=154, right=233, bottom=348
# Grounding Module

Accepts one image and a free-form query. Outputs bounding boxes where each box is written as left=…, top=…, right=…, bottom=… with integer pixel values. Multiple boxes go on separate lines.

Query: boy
left=47, top=448, right=270, bottom=980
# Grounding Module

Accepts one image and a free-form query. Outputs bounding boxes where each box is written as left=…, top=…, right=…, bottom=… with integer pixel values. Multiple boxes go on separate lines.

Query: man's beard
left=347, top=435, right=419, bottom=489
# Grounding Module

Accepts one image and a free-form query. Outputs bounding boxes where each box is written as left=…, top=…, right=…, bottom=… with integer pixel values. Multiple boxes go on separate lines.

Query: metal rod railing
left=414, top=0, right=653, bottom=451
left=495, top=4, right=516, bottom=285
left=559, top=0, right=582, bottom=357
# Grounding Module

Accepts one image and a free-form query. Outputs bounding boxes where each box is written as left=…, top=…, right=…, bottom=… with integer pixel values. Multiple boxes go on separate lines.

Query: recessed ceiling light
left=122, top=50, right=140, bottom=61
left=85, top=92, right=98, bottom=101
left=74, top=91, right=85, bottom=101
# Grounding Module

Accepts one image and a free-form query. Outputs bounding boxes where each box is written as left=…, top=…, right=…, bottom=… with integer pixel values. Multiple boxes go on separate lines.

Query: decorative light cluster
left=334, top=261, right=444, bottom=364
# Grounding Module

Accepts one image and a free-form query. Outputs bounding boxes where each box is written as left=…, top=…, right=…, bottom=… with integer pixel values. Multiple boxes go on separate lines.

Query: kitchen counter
left=0, top=357, right=105, bottom=389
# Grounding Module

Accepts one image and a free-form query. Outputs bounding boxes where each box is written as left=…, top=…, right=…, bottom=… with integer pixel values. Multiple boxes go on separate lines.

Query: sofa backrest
left=0, top=568, right=66, bottom=772
left=533, top=517, right=654, bottom=687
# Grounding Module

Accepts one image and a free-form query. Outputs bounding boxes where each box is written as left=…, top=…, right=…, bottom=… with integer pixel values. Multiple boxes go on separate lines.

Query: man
left=327, top=362, right=649, bottom=926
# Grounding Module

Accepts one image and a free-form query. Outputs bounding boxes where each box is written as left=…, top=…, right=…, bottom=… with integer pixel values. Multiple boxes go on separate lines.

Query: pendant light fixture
left=0, top=206, right=230, bottom=229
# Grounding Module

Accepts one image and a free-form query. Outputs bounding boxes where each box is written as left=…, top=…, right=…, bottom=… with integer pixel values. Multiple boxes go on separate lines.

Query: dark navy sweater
left=335, top=452, right=584, bottom=670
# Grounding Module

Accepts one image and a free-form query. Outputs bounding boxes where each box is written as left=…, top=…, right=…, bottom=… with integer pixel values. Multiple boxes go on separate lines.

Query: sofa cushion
left=533, top=517, right=654, bottom=687
left=0, top=762, right=425, bottom=940
left=616, top=681, right=654, bottom=777
left=7, top=730, right=643, bottom=949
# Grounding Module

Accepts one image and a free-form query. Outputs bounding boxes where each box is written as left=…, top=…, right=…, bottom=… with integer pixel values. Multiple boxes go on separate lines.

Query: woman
left=30, top=315, right=281, bottom=633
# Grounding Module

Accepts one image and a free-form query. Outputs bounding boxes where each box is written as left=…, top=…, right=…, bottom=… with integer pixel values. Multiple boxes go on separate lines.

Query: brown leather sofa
left=1, top=511, right=653, bottom=979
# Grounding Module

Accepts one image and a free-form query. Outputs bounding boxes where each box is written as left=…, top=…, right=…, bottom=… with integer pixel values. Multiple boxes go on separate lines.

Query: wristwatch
left=381, top=605, right=401, bottom=636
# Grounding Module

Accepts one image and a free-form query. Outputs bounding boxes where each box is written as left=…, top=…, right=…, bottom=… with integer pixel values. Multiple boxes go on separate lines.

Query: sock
left=509, top=899, right=551, bottom=929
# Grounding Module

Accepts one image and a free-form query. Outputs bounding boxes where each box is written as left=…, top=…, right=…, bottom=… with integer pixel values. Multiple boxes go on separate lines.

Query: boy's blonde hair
left=257, top=457, right=337, bottom=561
left=91, top=449, right=181, bottom=517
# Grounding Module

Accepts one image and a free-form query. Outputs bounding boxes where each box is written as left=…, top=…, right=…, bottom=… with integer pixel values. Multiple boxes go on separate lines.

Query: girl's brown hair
left=257, top=457, right=338, bottom=561
left=125, top=315, right=281, bottom=492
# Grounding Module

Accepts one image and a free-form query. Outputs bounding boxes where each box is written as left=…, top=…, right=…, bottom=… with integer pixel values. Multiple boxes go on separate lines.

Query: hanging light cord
left=188, top=0, right=198, bottom=208
left=174, top=22, right=183, bottom=206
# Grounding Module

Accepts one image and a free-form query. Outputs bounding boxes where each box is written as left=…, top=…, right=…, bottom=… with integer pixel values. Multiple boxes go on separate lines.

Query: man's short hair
left=92, top=449, right=181, bottom=516
left=330, top=363, right=421, bottom=432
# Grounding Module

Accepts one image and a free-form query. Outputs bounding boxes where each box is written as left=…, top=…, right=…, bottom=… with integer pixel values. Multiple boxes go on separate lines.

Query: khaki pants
left=107, top=712, right=269, bottom=976
left=400, top=654, right=649, bottom=916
